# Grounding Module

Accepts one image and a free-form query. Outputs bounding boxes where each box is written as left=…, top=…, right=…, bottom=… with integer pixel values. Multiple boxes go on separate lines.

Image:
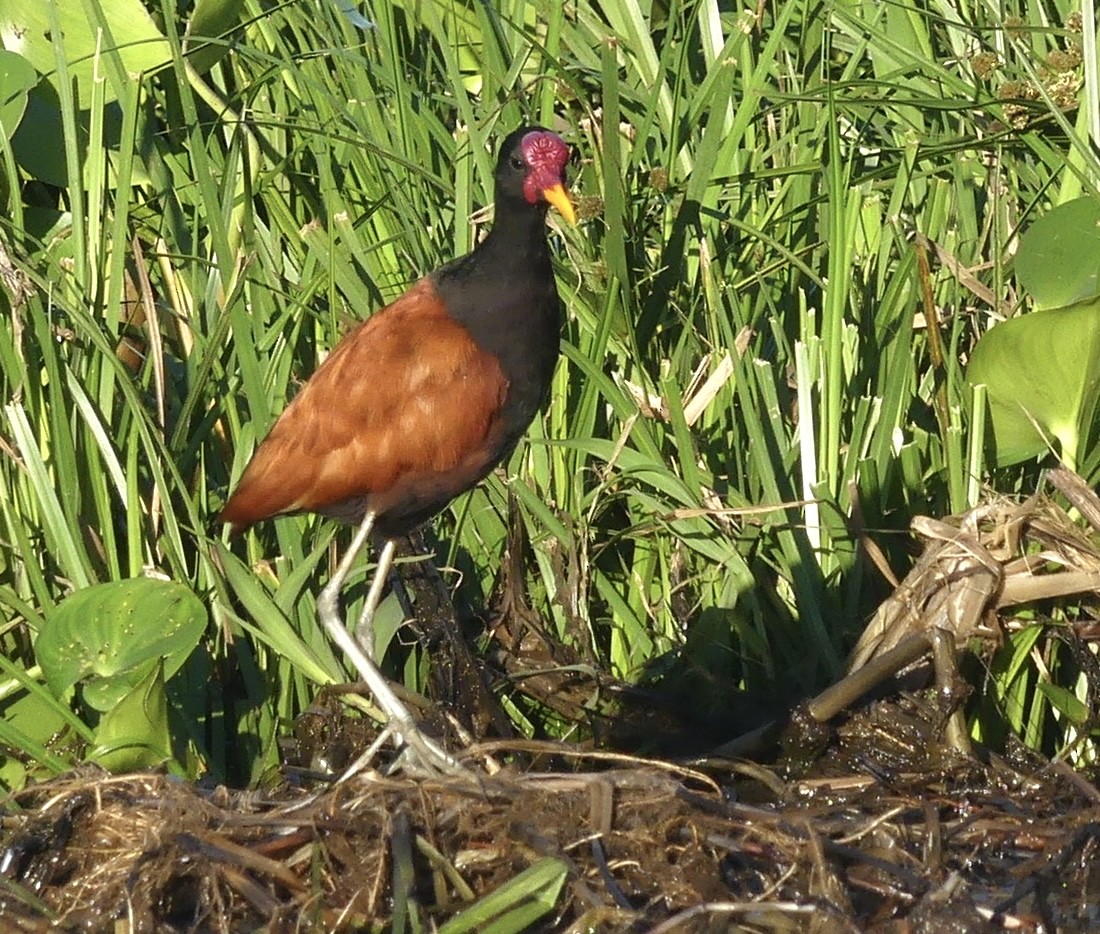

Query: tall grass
left=0, top=0, right=1096, bottom=784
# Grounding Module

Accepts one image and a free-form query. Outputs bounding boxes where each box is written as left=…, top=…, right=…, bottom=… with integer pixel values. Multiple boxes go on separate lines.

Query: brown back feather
left=218, top=279, right=510, bottom=532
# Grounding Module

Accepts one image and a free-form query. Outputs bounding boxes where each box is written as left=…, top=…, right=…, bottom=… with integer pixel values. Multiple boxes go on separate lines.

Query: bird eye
left=510, top=155, right=525, bottom=170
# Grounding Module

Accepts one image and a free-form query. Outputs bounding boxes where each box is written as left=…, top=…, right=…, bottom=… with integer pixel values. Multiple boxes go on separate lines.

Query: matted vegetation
left=1, top=0, right=1100, bottom=927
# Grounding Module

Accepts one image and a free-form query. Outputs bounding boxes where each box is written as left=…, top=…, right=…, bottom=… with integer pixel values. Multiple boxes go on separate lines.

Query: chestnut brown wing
left=219, top=279, right=510, bottom=533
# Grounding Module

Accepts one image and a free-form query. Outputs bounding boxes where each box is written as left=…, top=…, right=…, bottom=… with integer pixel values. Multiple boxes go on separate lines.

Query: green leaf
left=0, top=0, right=170, bottom=105
left=184, top=0, right=246, bottom=74
left=0, top=689, right=73, bottom=787
left=0, top=49, right=36, bottom=137
left=966, top=297, right=1100, bottom=468
left=1016, top=197, right=1100, bottom=310
left=1035, top=680, right=1089, bottom=726
left=35, top=578, right=207, bottom=705
left=437, top=858, right=568, bottom=934
left=88, top=660, right=175, bottom=772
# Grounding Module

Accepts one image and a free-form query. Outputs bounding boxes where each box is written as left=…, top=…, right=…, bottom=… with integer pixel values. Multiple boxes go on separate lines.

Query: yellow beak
left=542, top=183, right=577, bottom=225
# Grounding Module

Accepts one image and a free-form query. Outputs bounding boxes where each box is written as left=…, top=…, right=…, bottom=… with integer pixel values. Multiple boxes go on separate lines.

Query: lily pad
left=35, top=577, right=207, bottom=708
left=0, top=48, right=37, bottom=138
left=1016, top=197, right=1100, bottom=310
left=9, top=79, right=69, bottom=187
left=967, top=295, right=1100, bottom=468
left=88, top=660, right=174, bottom=772
left=0, top=0, right=170, bottom=105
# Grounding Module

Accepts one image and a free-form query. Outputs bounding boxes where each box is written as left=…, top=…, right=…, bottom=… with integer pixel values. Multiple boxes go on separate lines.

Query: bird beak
left=542, top=183, right=577, bottom=225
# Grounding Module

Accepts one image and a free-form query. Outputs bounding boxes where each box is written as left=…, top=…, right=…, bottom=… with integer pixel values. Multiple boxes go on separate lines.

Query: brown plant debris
left=1, top=733, right=1098, bottom=931
left=4, top=481, right=1100, bottom=930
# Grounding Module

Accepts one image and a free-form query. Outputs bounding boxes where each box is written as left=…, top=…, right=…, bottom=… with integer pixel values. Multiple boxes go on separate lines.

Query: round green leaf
left=1016, top=197, right=1100, bottom=310
left=82, top=657, right=158, bottom=712
left=9, top=80, right=68, bottom=186
left=87, top=661, right=174, bottom=772
left=35, top=577, right=207, bottom=700
left=967, top=296, right=1100, bottom=467
left=0, top=0, right=170, bottom=106
left=0, top=689, right=72, bottom=788
left=0, top=48, right=37, bottom=138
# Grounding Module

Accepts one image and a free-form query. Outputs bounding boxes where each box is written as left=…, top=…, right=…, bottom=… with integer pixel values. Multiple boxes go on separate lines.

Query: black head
left=493, top=125, right=576, bottom=224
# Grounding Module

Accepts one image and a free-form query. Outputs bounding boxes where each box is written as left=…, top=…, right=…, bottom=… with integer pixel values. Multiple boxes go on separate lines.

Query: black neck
left=430, top=196, right=562, bottom=386
left=473, top=197, right=553, bottom=273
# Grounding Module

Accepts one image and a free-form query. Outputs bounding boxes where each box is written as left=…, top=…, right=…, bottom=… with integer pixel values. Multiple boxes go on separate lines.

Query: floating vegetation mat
left=1, top=715, right=1098, bottom=931
left=4, top=473, right=1100, bottom=931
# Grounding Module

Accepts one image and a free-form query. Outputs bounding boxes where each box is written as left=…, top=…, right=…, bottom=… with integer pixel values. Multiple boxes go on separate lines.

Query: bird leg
left=315, top=512, right=465, bottom=777
left=354, top=538, right=397, bottom=659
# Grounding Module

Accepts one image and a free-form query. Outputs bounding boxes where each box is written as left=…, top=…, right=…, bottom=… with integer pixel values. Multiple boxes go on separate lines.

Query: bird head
left=497, top=126, right=577, bottom=225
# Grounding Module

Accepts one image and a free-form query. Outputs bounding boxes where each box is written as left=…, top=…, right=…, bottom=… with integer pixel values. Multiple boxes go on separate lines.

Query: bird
left=219, top=126, right=576, bottom=775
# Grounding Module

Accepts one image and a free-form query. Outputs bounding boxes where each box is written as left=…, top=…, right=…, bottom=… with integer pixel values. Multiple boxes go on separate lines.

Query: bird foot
left=387, top=721, right=471, bottom=779
left=344, top=692, right=471, bottom=779
left=337, top=721, right=470, bottom=781
left=317, top=583, right=473, bottom=780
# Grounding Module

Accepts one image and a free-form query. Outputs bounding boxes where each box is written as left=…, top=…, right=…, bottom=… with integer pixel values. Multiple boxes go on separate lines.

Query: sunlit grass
left=0, top=0, right=1097, bottom=784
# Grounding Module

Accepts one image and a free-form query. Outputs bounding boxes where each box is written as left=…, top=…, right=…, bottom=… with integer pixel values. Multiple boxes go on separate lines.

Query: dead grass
left=1, top=723, right=1098, bottom=931
left=4, top=477, right=1100, bottom=931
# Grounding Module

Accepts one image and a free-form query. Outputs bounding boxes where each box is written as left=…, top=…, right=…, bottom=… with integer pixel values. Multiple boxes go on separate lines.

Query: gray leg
left=315, top=512, right=467, bottom=776
left=354, top=538, right=397, bottom=659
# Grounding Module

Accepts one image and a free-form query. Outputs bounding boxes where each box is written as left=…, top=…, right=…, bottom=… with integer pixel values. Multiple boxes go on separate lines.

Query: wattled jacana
left=219, top=126, right=576, bottom=774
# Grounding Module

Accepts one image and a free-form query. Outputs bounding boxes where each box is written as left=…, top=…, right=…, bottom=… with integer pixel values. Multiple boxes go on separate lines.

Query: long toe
left=317, top=591, right=472, bottom=778
left=390, top=722, right=470, bottom=778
